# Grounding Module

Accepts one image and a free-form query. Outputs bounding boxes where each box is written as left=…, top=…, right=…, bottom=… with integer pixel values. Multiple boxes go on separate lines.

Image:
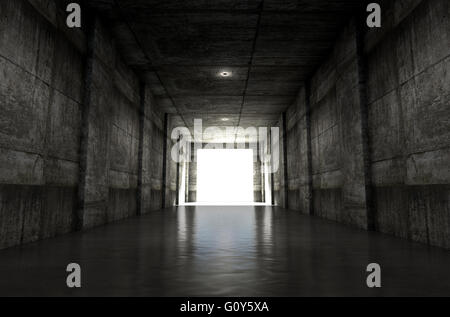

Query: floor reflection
left=0, top=206, right=450, bottom=296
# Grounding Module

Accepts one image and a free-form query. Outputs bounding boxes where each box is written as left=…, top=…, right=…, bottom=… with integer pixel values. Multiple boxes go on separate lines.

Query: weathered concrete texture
left=283, top=0, right=450, bottom=248
left=1, top=0, right=448, bottom=251
left=0, top=0, right=166, bottom=249
left=87, top=0, right=365, bottom=127
left=79, top=16, right=166, bottom=228
left=185, top=142, right=196, bottom=203
left=165, top=138, right=178, bottom=208
left=0, top=0, right=83, bottom=185
left=187, top=144, right=197, bottom=203
left=161, top=115, right=178, bottom=208
left=107, top=188, right=137, bottom=223
left=150, top=111, right=165, bottom=211
left=139, top=87, right=165, bottom=214
left=312, top=188, right=342, bottom=222
left=285, top=87, right=312, bottom=214
left=0, top=185, right=77, bottom=249
left=365, top=0, right=450, bottom=248
left=374, top=185, right=450, bottom=248
left=0, top=0, right=83, bottom=248
left=273, top=118, right=285, bottom=207
left=284, top=18, right=368, bottom=229
left=253, top=153, right=263, bottom=203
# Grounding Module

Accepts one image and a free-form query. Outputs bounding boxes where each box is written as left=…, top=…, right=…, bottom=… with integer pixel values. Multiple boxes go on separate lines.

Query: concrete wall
left=0, top=0, right=166, bottom=249
left=366, top=0, right=450, bottom=248
left=309, top=17, right=368, bottom=228
left=273, top=118, right=285, bottom=207
left=0, top=0, right=83, bottom=249
left=282, top=0, right=450, bottom=248
left=187, top=142, right=197, bottom=202
left=148, top=109, right=165, bottom=211
left=164, top=116, right=178, bottom=207
left=285, top=88, right=313, bottom=214
left=253, top=145, right=263, bottom=203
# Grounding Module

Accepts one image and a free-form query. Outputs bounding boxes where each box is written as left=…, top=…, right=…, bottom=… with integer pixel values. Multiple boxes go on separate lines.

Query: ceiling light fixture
left=219, top=71, right=231, bottom=77
left=221, top=118, right=229, bottom=122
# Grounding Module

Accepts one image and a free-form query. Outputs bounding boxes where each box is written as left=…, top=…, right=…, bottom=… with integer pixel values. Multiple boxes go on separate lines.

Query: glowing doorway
left=197, top=149, right=254, bottom=204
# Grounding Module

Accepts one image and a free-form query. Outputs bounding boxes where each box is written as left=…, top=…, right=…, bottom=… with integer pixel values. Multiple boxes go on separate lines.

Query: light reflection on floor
left=0, top=206, right=450, bottom=296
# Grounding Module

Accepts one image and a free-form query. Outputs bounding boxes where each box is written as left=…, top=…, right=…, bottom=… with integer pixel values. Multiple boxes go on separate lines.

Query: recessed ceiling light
left=219, top=71, right=231, bottom=77
left=221, top=118, right=229, bottom=122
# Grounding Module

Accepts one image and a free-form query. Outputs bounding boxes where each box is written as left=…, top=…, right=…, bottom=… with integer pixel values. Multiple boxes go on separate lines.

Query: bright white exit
left=196, top=149, right=254, bottom=204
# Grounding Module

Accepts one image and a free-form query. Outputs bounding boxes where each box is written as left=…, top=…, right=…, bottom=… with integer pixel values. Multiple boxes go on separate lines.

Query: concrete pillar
left=161, top=113, right=169, bottom=208
left=76, top=13, right=96, bottom=230
left=335, top=19, right=370, bottom=229
left=175, top=136, right=181, bottom=206
left=282, top=112, right=289, bottom=209
left=136, top=82, right=146, bottom=215
left=185, top=145, right=190, bottom=203
left=305, top=81, right=314, bottom=216
left=355, top=15, right=375, bottom=231
left=269, top=130, right=275, bottom=205
left=77, top=14, right=114, bottom=230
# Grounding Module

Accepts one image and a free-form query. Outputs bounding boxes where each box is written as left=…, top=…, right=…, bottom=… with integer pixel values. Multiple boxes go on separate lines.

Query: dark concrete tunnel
left=0, top=0, right=449, bottom=297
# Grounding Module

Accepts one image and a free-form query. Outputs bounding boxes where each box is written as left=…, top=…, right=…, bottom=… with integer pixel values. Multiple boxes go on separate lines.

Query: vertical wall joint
left=355, top=14, right=375, bottom=231
left=161, top=113, right=169, bottom=209
left=136, top=82, right=146, bottom=215
left=305, top=81, right=314, bottom=216
left=76, top=12, right=96, bottom=231
left=175, top=136, right=181, bottom=206
left=282, top=112, right=289, bottom=209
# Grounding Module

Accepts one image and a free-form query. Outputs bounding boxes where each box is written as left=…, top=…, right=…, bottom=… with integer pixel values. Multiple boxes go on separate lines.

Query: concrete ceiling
left=89, top=0, right=365, bottom=138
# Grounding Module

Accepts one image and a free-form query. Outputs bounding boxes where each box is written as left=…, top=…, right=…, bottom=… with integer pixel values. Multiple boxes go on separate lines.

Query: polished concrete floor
left=0, top=206, right=450, bottom=296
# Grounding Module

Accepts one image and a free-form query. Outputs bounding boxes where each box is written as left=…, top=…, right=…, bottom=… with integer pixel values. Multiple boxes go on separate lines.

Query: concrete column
left=355, top=15, right=375, bottom=231
left=175, top=136, right=181, bottom=206
left=77, top=14, right=115, bottom=229
left=335, top=19, right=371, bottom=229
left=305, top=81, right=314, bottom=216
left=77, top=14, right=97, bottom=230
left=282, top=112, right=289, bottom=209
left=269, top=130, right=275, bottom=205
left=253, top=142, right=263, bottom=202
left=136, top=82, right=146, bottom=215
left=259, top=141, right=265, bottom=202
left=161, top=113, right=169, bottom=208
left=185, top=145, right=190, bottom=203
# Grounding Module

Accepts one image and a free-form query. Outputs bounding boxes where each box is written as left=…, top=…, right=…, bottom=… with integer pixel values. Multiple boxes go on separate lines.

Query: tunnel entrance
left=196, top=149, right=254, bottom=205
